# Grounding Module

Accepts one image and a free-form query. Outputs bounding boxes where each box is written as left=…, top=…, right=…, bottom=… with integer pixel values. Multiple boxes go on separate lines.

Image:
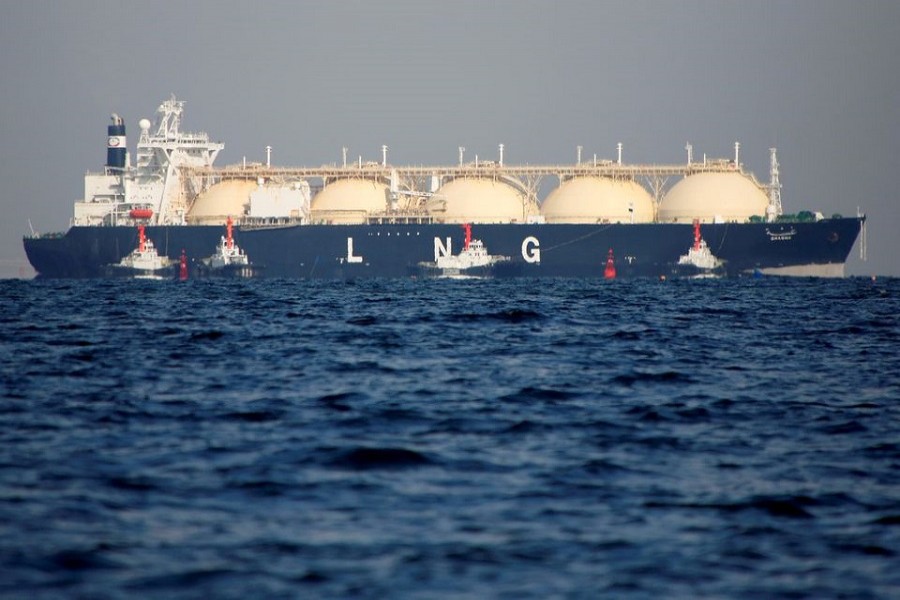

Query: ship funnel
left=107, top=113, right=126, bottom=170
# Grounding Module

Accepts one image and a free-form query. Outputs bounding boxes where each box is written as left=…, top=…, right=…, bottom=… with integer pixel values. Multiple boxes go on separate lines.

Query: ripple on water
left=1, top=277, right=899, bottom=598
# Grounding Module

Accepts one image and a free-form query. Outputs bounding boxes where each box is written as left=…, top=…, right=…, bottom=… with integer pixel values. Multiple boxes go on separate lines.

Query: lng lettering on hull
left=22, top=95, right=865, bottom=279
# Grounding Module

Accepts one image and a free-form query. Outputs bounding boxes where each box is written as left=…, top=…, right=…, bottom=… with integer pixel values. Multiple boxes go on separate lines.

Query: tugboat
left=415, top=224, right=513, bottom=279
left=197, top=216, right=261, bottom=278
left=105, top=224, right=173, bottom=279
left=674, top=220, right=724, bottom=278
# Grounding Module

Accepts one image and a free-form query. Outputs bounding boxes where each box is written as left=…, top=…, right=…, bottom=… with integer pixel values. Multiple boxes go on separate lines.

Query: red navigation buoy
left=604, top=248, right=616, bottom=279
left=226, top=215, right=235, bottom=250
left=137, top=224, right=147, bottom=253
left=179, top=249, right=188, bottom=281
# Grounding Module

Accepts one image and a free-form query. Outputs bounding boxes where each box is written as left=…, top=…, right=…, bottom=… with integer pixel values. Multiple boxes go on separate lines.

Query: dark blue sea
left=1, top=277, right=898, bottom=599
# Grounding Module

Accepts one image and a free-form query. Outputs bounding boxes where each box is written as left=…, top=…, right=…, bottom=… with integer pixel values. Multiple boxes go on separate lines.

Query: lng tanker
left=23, top=96, right=864, bottom=279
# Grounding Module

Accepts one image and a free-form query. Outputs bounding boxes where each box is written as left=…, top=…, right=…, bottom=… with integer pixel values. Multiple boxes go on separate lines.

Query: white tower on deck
left=74, top=95, right=225, bottom=227
left=767, top=147, right=783, bottom=222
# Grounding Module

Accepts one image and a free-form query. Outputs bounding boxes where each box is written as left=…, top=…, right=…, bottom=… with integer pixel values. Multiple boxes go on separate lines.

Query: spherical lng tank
left=310, top=179, right=389, bottom=224
left=427, top=177, right=536, bottom=223
left=541, top=177, right=655, bottom=223
left=186, top=180, right=257, bottom=225
left=659, top=172, right=769, bottom=223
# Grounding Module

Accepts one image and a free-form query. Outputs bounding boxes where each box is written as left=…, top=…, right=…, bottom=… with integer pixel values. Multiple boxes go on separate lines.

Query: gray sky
left=1, top=1, right=897, bottom=277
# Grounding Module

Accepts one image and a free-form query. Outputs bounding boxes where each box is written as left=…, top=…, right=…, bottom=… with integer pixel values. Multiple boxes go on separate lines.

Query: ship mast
left=134, top=95, right=224, bottom=225
left=766, top=147, right=783, bottom=222
left=155, top=95, right=184, bottom=138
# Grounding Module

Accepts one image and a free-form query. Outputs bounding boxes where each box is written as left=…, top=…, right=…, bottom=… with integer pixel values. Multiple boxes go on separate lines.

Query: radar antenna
left=155, top=94, right=185, bottom=138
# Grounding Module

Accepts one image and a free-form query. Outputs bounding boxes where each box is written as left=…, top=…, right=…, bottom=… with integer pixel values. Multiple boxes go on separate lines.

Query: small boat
left=415, top=224, right=512, bottom=278
left=197, top=217, right=262, bottom=278
left=675, top=220, right=724, bottom=278
left=106, top=224, right=173, bottom=279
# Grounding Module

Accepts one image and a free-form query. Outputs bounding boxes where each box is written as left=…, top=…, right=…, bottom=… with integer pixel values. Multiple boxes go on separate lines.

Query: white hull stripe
left=753, top=263, right=845, bottom=278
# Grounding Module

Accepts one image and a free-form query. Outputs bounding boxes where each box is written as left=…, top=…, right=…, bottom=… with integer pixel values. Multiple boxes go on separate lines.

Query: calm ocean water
left=1, top=277, right=898, bottom=599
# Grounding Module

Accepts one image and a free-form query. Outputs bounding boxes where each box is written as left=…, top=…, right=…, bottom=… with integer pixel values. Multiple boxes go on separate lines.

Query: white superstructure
left=74, top=95, right=223, bottom=227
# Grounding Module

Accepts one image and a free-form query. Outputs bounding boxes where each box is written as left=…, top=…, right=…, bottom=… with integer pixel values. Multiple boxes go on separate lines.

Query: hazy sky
left=1, top=1, right=897, bottom=277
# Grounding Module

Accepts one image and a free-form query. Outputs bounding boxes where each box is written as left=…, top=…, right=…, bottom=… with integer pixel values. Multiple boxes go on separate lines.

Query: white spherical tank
left=428, top=177, right=535, bottom=223
left=310, top=179, right=389, bottom=224
left=659, top=172, right=769, bottom=223
left=187, top=180, right=256, bottom=225
left=541, top=177, right=655, bottom=223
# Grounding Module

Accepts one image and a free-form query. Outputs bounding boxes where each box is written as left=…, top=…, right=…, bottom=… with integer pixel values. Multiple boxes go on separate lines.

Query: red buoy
left=604, top=248, right=616, bottom=279
left=137, top=224, right=147, bottom=253
left=692, top=218, right=702, bottom=251
left=179, top=249, right=188, bottom=281
left=226, top=216, right=235, bottom=250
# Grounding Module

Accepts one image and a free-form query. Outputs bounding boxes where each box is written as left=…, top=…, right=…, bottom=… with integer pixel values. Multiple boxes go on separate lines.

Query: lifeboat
left=129, top=208, right=154, bottom=219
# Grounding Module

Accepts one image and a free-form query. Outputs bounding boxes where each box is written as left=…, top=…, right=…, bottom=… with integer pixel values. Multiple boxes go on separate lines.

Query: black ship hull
left=24, top=218, right=863, bottom=279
